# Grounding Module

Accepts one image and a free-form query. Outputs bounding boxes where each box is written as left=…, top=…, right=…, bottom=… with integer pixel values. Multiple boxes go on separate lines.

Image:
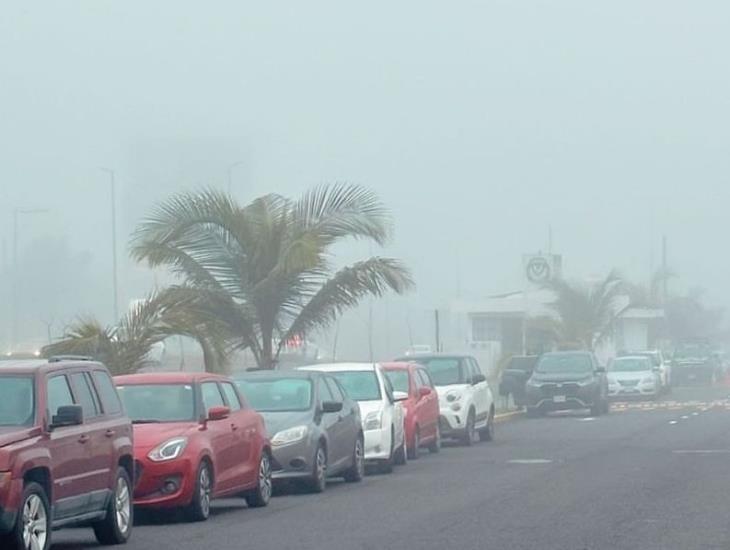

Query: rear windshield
left=117, top=384, right=196, bottom=423
left=235, top=378, right=313, bottom=412
left=330, top=371, right=381, bottom=401
left=535, top=354, right=593, bottom=374
left=418, top=358, right=468, bottom=385
left=0, top=376, right=34, bottom=427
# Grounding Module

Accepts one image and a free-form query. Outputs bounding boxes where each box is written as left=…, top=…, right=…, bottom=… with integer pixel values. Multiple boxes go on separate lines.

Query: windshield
left=384, top=370, right=410, bottom=394
left=330, top=371, right=381, bottom=401
left=535, top=355, right=593, bottom=374
left=235, top=378, right=312, bottom=412
left=674, top=345, right=711, bottom=360
left=0, top=377, right=34, bottom=427
left=610, top=358, right=652, bottom=372
left=117, top=384, right=196, bottom=423
left=418, top=358, right=468, bottom=385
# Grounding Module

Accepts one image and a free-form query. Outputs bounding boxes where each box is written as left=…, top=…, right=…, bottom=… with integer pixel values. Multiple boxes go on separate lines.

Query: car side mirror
left=418, top=386, right=431, bottom=398
left=208, top=406, right=230, bottom=421
left=51, top=405, right=83, bottom=429
left=472, top=374, right=486, bottom=385
left=321, top=401, right=343, bottom=413
left=595, top=367, right=606, bottom=374
left=392, top=391, right=409, bottom=402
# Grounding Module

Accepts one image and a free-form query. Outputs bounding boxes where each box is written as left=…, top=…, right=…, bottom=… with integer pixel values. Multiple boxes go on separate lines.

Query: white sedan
left=299, top=363, right=407, bottom=473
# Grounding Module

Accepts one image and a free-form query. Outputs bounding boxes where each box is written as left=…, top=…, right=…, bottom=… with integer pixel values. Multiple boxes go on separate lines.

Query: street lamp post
left=11, top=208, right=49, bottom=351
left=100, top=168, right=119, bottom=322
left=227, top=161, right=244, bottom=195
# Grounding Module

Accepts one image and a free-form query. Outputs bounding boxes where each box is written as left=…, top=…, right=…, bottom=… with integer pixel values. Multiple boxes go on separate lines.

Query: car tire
left=93, top=467, right=133, bottom=545
left=5, top=482, right=51, bottom=550
left=590, top=402, right=602, bottom=417
left=394, top=433, right=408, bottom=466
left=407, top=428, right=420, bottom=460
left=343, top=436, right=365, bottom=482
left=461, top=409, right=476, bottom=446
left=526, top=407, right=541, bottom=418
left=244, top=451, right=273, bottom=507
left=186, top=461, right=213, bottom=522
left=306, top=444, right=327, bottom=493
left=428, top=426, right=441, bottom=453
left=478, top=408, right=495, bottom=442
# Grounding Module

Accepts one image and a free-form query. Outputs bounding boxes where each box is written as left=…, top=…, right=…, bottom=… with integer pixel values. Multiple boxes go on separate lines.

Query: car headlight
left=148, top=437, right=188, bottom=462
left=363, top=411, right=383, bottom=431
left=641, top=376, right=655, bottom=385
left=445, top=390, right=462, bottom=403
left=271, top=425, right=309, bottom=447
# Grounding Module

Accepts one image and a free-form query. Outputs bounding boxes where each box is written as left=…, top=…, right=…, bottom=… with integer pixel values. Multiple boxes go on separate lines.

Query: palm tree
left=130, top=184, right=414, bottom=369
left=544, top=270, right=624, bottom=350
left=623, top=267, right=676, bottom=307
left=42, top=289, right=230, bottom=374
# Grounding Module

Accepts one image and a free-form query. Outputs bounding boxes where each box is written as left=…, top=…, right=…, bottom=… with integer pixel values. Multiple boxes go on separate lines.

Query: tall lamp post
left=12, top=208, right=49, bottom=351
left=100, top=168, right=119, bottom=321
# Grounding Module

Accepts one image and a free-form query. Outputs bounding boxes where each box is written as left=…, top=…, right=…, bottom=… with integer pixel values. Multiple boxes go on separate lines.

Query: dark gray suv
left=525, top=351, right=609, bottom=417
left=234, top=371, right=364, bottom=493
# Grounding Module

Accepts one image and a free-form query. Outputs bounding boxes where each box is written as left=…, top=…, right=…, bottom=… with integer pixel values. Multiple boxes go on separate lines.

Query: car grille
left=618, top=380, right=639, bottom=387
left=540, top=383, right=580, bottom=397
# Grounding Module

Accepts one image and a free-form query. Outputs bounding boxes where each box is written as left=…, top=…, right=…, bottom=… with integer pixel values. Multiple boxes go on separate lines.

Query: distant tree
left=544, top=270, right=624, bottom=350
left=664, top=292, right=724, bottom=342
left=130, top=184, right=414, bottom=369
left=622, top=267, right=676, bottom=308
left=42, top=289, right=229, bottom=374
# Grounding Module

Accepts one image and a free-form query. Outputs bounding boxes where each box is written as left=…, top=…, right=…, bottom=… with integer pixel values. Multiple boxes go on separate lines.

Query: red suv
left=382, top=362, right=441, bottom=458
left=115, top=373, right=272, bottom=521
left=0, top=358, right=134, bottom=550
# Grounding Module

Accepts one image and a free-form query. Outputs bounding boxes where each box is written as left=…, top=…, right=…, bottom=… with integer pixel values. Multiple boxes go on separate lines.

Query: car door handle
left=78, top=435, right=90, bottom=444
left=105, top=429, right=116, bottom=438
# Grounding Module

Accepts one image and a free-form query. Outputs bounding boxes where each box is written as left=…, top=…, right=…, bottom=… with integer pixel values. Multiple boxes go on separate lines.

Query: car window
left=416, top=369, right=433, bottom=388
left=47, top=375, right=74, bottom=418
left=319, top=378, right=336, bottom=402
left=70, top=372, right=101, bottom=418
left=384, top=369, right=410, bottom=394
left=201, top=382, right=225, bottom=411
left=382, top=372, right=395, bottom=403
left=221, top=382, right=242, bottom=411
left=324, top=377, right=345, bottom=401
left=92, top=371, right=122, bottom=415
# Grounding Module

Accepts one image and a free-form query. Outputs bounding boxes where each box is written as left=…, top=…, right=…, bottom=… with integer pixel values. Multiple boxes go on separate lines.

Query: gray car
left=234, top=371, right=364, bottom=493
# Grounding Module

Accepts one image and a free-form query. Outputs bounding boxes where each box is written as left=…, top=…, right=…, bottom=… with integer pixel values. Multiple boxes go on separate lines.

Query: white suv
left=397, top=354, right=495, bottom=445
left=299, top=363, right=407, bottom=473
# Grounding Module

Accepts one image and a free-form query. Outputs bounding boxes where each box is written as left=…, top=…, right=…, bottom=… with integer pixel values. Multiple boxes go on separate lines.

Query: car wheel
left=93, top=467, right=133, bottom=545
left=186, top=461, right=213, bottom=522
left=478, top=408, right=495, bottom=442
left=461, top=409, right=476, bottom=446
left=394, top=432, right=408, bottom=466
left=603, top=399, right=611, bottom=414
left=590, top=401, right=602, bottom=417
left=428, top=426, right=441, bottom=453
left=245, top=451, right=273, bottom=507
left=344, top=436, right=365, bottom=482
left=306, top=444, right=328, bottom=493
left=5, top=482, right=51, bottom=550
left=407, top=427, right=420, bottom=460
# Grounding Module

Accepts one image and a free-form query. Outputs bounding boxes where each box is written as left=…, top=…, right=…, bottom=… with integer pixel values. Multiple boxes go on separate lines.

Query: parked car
left=607, top=356, right=661, bottom=399
left=618, top=350, right=671, bottom=393
left=114, top=373, right=272, bottom=522
left=672, top=341, right=720, bottom=385
left=498, top=355, right=540, bottom=407
left=299, top=364, right=407, bottom=473
left=381, top=362, right=441, bottom=458
left=234, top=371, right=364, bottom=493
left=0, top=358, right=134, bottom=550
left=395, top=354, right=495, bottom=446
left=525, top=351, right=609, bottom=417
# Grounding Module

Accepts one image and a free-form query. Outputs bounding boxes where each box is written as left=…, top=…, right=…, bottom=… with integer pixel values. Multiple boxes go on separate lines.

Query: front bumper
left=133, top=456, right=196, bottom=509
left=526, top=382, right=598, bottom=411
left=0, top=477, right=21, bottom=533
left=438, top=406, right=467, bottom=437
left=363, top=428, right=393, bottom=462
left=270, top=440, right=315, bottom=481
left=608, top=385, right=657, bottom=398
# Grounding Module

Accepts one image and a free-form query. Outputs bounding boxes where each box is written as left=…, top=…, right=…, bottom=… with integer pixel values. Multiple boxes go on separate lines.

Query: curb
left=494, top=409, right=524, bottom=423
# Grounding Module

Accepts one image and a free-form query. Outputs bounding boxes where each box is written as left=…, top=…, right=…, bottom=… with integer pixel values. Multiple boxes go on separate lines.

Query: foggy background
left=1, top=1, right=729, bottom=359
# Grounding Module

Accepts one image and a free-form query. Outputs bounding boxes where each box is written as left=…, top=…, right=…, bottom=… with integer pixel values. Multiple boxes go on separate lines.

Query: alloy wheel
left=22, top=494, right=47, bottom=550
left=355, top=439, right=365, bottom=477
left=259, top=454, right=272, bottom=503
left=199, top=466, right=212, bottom=518
left=115, top=476, right=132, bottom=536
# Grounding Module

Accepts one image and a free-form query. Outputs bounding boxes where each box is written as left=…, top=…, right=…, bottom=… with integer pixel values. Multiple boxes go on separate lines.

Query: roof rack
left=48, top=355, right=95, bottom=363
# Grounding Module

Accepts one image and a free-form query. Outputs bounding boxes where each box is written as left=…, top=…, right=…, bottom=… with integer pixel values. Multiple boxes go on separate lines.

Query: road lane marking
left=578, top=417, right=595, bottom=422
left=507, top=459, right=553, bottom=464
left=668, top=420, right=678, bottom=425
left=672, top=450, right=730, bottom=454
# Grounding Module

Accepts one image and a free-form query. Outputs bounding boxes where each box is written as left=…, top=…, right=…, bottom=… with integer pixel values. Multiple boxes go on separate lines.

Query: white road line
left=507, top=459, right=553, bottom=464
left=669, top=420, right=678, bottom=425
left=672, top=450, right=730, bottom=454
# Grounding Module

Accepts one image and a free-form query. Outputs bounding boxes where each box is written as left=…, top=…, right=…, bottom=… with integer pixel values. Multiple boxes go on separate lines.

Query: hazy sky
left=2, top=1, right=729, bottom=354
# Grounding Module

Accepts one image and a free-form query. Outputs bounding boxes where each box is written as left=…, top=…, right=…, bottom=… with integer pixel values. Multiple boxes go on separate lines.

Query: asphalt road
left=54, top=385, right=730, bottom=550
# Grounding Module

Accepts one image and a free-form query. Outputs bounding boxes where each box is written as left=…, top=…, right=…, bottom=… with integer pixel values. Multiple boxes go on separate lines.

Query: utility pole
left=662, top=235, right=668, bottom=304
left=434, top=309, right=441, bottom=352
left=101, top=168, right=119, bottom=321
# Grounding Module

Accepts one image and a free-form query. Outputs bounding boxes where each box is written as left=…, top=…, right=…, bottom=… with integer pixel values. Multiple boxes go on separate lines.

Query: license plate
left=553, top=395, right=567, bottom=403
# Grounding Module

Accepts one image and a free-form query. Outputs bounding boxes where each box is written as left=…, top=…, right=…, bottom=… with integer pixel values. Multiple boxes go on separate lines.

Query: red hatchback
left=114, top=373, right=272, bottom=521
left=382, top=362, right=440, bottom=458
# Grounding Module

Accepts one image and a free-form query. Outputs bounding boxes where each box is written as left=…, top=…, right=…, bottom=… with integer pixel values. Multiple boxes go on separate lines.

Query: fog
left=2, top=1, right=729, bottom=359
